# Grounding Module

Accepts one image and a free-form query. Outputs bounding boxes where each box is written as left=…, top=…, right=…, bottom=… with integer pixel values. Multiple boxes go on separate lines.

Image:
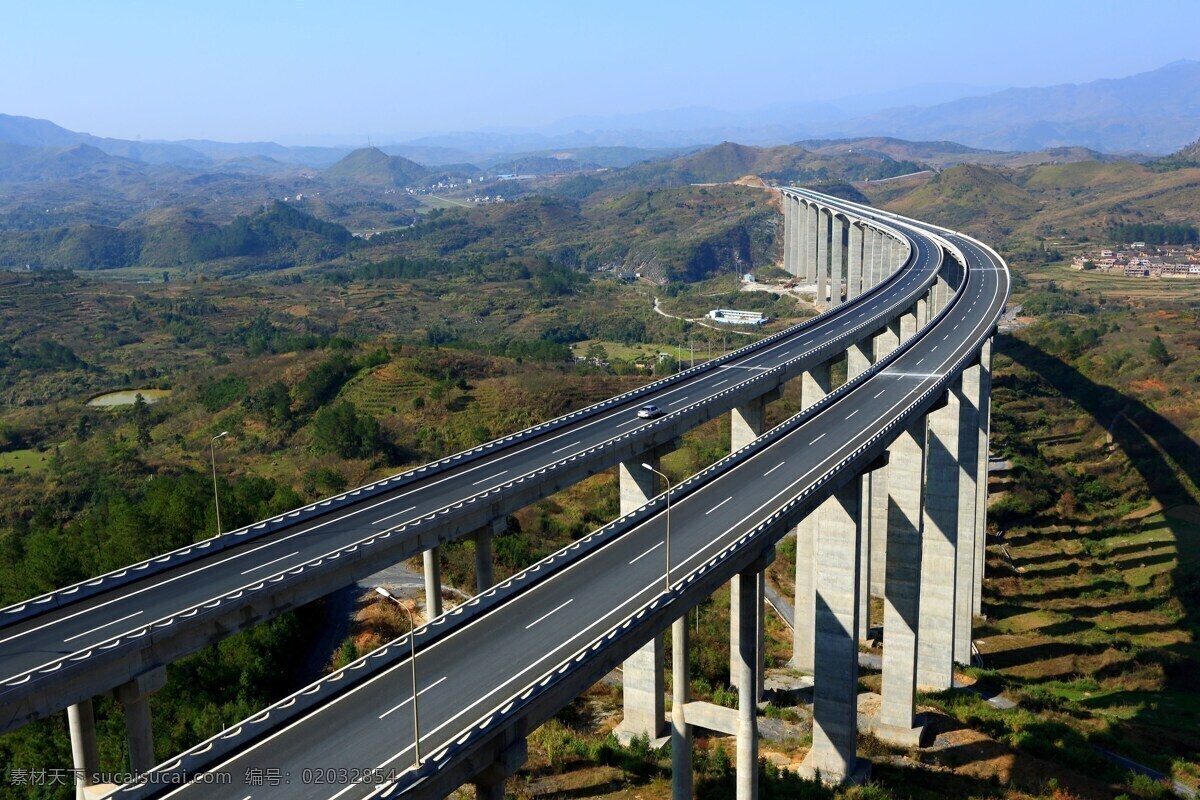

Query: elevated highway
left=92, top=191, right=1008, bottom=800
left=0, top=211, right=925, bottom=742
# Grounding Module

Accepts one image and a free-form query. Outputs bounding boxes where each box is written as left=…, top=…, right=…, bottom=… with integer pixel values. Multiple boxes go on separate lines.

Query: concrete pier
left=954, top=365, right=982, bottom=664
left=868, top=459, right=890, bottom=598
left=805, top=203, right=819, bottom=281
left=848, top=223, right=864, bottom=299
left=830, top=215, right=845, bottom=304
left=423, top=547, right=443, bottom=618
left=973, top=338, right=994, bottom=616
left=115, top=667, right=166, bottom=775
left=917, top=393, right=960, bottom=691
left=732, top=397, right=766, bottom=452
left=734, top=569, right=759, bottom=800
left=472, top=739, right=527, bottom=800
left=847, top=340, right=872, bottom=382
left=474, top=517, right=505, bottom=594
left=68, top=700, right=101, bottom=799
left=616, top=452, right=669, bottom=741
left=816, top=208, right=830, bottom=305
left=793, top=361, right=833, bottom=671
left=900, top=306, right=918, bottom=344
left=671, top=615, right=692, bottom=800
left=801, top=476, right=866, bottom=784
left=877, top=418, right=927, bottom=745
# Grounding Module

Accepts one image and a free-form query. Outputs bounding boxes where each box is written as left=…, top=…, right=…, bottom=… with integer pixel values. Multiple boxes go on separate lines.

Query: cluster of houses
left=1072, top=244, right=1200, bottom=278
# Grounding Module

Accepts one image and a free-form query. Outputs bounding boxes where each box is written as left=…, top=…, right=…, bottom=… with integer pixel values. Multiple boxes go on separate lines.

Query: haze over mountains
left=1, top=61, right=1197, bottom=171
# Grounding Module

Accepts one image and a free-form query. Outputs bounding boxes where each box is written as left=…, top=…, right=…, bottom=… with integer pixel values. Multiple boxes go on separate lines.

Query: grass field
left=0, top=449, right=50, bottom=474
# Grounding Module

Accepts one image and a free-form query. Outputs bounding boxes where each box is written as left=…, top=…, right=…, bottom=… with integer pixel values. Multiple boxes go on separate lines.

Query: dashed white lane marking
left=706, top=497, right=733, bottom=515
left=372, top=506, right=417, bottom=525
left=471, top=471, right=507, bottom=486
left=378, top=676, right=449, bottom=719
left=810, top=433, right=826, bottom=444
left=629, top=541, right=664, bottom=564
left=845, top=409, right=859, bottom=419
left=63, top=611, right=142, bottom=643
left=551, top=441, right=582, bottom=455
left=669, top=397, right=690, bottom=406
left=240, top=551, right=299, bottom=575
left=763, top=461, right=786, bottom=476
left=525, top=599, right=574, bottom=630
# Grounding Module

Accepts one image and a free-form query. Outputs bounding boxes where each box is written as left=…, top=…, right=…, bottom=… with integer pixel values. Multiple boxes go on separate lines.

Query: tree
left=1148, top=335, right=1171, bottom=366
left=311, top=401, right=384, bottom=459
left=133, top=393, right=152, bottom=447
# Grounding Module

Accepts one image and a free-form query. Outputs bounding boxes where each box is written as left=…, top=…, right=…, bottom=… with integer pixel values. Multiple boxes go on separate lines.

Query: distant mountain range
left=1, top=61, right=1198, bottom=167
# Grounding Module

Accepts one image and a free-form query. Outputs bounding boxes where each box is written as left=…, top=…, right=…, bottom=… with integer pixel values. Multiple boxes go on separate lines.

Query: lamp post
left=375, top=586, right=422, bottom=766
left=641, top=463, right=672, bottom=592
left=210, top=432, right=228, bottom=536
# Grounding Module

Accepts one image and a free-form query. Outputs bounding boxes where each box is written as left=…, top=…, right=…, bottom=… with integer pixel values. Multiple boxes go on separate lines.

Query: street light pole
left=641, top=463, right=672, bottom=592
left=375, top=586, right=422, bottom=767
left=210, top=431, right=228, bottom=536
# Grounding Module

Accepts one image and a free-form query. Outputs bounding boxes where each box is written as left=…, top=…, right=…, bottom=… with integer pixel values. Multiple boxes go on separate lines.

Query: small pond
left=86, top=389, right=173, bottom=408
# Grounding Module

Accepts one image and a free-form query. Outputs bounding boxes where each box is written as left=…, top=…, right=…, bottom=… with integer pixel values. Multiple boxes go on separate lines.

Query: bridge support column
left=796, top=198, right=809, bottom=279
left=671, top=614, right=693, bottom=800
left=816, top=208, right=830, bottom=306
left=474, top=517, right=506, bottom=594
left=615, top=448, right=673, bottom=742
left=783, top=194, right=795, bottom=275
left=734, top=561, right=764, bottom=800
left=116, top=667, right=166, bottom=775
left=847, top=340, right=872, bottom=382
left=801, top=475, right=869, bottom=784
left=916, top=295, right=929, bottom=330
left=472, top=739, right=527, bottom=800
left=731, top=396, right=766, bottom=452
left=875, top=418, right=927, bottom=746
left=869, top=229, right=883, bottom=287
left=68, top=700, right=101, bottom=799
left=830, top=216, right=845, bottom=304
left=805, top=202, right=819, bottom=281
left=730, top=563, right=767, bottom=703
left=848, top=223, right=864, bottom=299
left=934, top=274, right=950, bottom=313
left=954, top=364, right=983, bottom=665
left=423, top=547, right=443, bottom=618
left=899, top=306, right=918, bottom=344
left=918, top=392, right=960, bottom=691
left=793, top=361, right=832, bottom=672
left=866, top=455, right=889, bottom=624
left=973, top=338, right=994, bottom=616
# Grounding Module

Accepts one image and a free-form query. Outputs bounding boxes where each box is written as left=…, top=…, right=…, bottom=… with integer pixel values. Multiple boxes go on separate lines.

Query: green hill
left=882, top=164, right=1037, bottom=237
left=1150, top=136, right=1200, bottom=170
left=356, top=183, right=777, bottom=283
left=0, top=201, right=353, bottom=270
left=322, top=147, right=430, bottom=187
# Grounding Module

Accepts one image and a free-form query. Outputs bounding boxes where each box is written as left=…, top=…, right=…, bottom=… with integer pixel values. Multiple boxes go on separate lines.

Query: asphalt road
left=0, top=226, right=940, bottom=699
left=134, top=200, right=1008, bottom=800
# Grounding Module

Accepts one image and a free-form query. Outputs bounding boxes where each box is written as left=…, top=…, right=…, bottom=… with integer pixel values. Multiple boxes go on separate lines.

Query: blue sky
left=1, top=0, right=1197, bottom=143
